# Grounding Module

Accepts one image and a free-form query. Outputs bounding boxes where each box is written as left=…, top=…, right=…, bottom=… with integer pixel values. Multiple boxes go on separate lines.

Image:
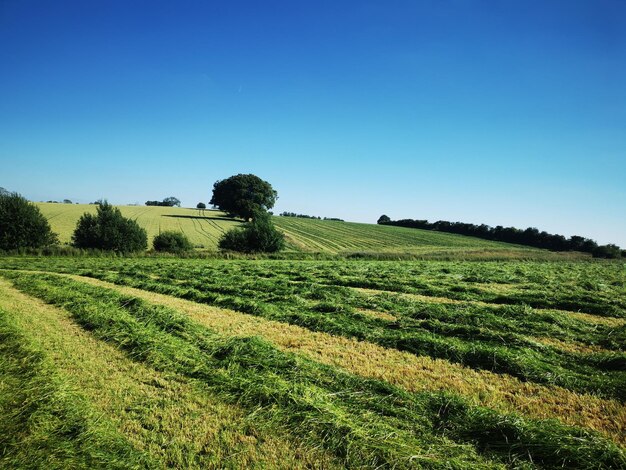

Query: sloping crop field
left=36, top=203, right=553, bottom=257
left=36, top=203, right=241, bottom=248
left=0, top=256, right=624, bottom=468
left=273, top=217, right=515, bottom=254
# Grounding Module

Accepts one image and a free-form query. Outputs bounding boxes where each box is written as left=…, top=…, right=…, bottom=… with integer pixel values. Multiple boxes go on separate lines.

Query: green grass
left=0, top=306, right=153, bottom=469
left=3, top=271, right=625, bottom=469
left=34, top=259, right=622, bottom=399
left=274, top=216, right=522, bottom=253
left=5, top=257, right=623, bottom=396
left=36, top=202, right=241, bottom=249
left=1, top=255, right=624, bottom=467
left=35, top=202, right=570, bottom=258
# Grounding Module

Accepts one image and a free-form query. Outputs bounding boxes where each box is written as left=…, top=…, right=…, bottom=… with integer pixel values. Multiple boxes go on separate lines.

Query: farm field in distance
left=35, top=202, right=568, bottom=258
left=0, top=255, right=624, bottom=468
left=36, top=202, right=241, bottom=249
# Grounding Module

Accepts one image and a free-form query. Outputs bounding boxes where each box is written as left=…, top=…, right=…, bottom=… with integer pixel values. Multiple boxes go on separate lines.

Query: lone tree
left=72, top=201, right=147, bottom=252
left=210, top=174, right=277, bottom=220
left=162, top=196, right=181, bottom=207
left=196, top=202, right=206, bottom=209
left=0, top=192, right=58, bottom=250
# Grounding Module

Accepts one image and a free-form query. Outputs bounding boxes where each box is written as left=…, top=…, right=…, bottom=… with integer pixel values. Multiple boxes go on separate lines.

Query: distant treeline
left=46, top=199, right=74, bottom=204
left=145, top=197, right=181, bottom=207
left=280, top=212, right=344, bottom=222
left=377, top=215, right=623, bottom=258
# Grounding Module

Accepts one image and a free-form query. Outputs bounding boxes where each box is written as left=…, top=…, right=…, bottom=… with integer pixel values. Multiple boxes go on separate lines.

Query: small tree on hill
left=153, top=231, right=193, bottom=253
left=0, top=192, right=58, bottom=250
left=210, top=174, right=277, bottom=221
left=377, top=215, right=391, bottom=224
left=72, top=201, right=147, bottom=252
left=196, top=202, right=206, bottom=209
left=163, top=196, right=181, bottom=207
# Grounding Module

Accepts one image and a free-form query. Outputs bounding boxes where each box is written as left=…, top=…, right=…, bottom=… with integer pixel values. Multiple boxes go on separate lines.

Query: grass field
left=36, top=203, right=241, bottom=249
left=0, top=256, right=624, bottom=468
left=34, top=202, right=567, bottom=258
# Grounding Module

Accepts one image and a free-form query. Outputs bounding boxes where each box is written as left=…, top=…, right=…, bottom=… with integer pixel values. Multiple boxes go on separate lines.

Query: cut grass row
left=0, top=303, right=153, bottom=469
left=12, top=256, right=619, bottom=318
left=64, top=273, right=626, bottom=446
left=1, top=257, right=622, bottom=397
left=69, top=264, right=625, bottom=400
left=3, top=271, right=625, bottom=468
left=0, top=279, right=341, bottom=469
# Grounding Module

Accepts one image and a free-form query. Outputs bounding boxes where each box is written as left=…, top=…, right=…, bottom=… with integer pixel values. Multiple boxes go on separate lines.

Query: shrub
left=592, top=244, right=622, bottom=259
left=72, top=201, right=147, bottom=253
left=219, top=215, right=284, bottom=253
left=0, top=192, right=58, bottom=250
left=153, top=231, right=193, bottom=253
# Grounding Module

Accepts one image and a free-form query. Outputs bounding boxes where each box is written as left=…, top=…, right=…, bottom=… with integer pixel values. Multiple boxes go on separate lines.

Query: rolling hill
left=36, top=202, right=552, bottom=257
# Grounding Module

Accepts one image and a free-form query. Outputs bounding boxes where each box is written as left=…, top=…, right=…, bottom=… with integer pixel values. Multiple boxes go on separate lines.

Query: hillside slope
left=274, top=216, right=523, bottom=254
left=37, top=203, right=545, bottom=256
left=37, top=203, right=241, bottom=249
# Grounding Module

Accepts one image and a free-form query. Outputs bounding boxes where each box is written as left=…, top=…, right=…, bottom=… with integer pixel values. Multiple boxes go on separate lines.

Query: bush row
left=0, top=193, right=193, bottom=254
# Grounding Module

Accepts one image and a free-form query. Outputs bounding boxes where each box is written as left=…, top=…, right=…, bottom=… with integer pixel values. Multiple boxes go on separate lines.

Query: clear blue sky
left=1, top=0, right=625, bottom=246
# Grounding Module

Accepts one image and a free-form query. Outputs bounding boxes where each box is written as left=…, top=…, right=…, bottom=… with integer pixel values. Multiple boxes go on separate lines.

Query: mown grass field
left=36, top=203, right=241, bottom=249
left=35, top=202, right=565, bottom=258
left=0, top=256, right=624, bottom=469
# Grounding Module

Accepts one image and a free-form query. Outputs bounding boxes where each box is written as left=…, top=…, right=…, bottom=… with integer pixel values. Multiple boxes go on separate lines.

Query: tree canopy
left=146, top=197, right=181, bottom=207
left=0, top=192, right=58, bottom=250
left=72, top=201, right=147, bottom=252
left=378, top=216, right=622, bottom=257
left=210, top=174, right=277, bottom=220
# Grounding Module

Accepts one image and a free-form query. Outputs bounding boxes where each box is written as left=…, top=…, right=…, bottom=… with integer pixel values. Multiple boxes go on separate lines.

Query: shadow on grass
left=162, top=214, right=239, bottom=222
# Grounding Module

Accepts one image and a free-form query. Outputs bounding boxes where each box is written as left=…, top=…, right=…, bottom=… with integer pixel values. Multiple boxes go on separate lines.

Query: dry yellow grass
left=36, top=203, right=241, bottom=248
left=0, top=279, right=341, bottom=469
left=531, top=336, right=614, bottom=355
left=354, top=287, right=626, bottom=327
left=65, top=274, right=626, bottom=446
left=355, top=308, right=397, bottom=321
